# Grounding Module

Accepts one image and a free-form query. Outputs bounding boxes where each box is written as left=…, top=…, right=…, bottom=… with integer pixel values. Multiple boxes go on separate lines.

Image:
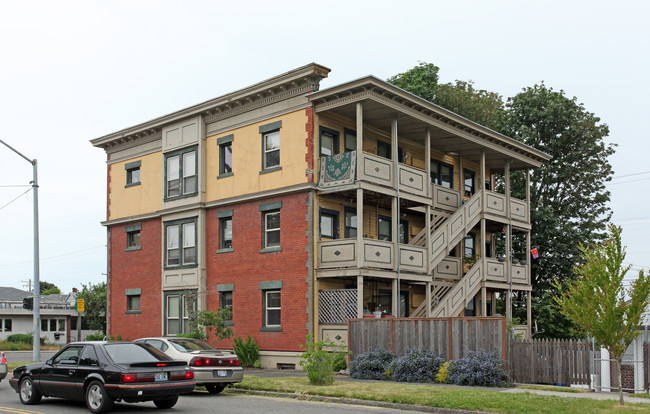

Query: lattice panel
left=319, top=289, right=357, bottom=324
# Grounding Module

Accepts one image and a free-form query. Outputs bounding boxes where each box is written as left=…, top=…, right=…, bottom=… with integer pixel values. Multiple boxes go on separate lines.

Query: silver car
left=134, top=337, right=243, bottom=394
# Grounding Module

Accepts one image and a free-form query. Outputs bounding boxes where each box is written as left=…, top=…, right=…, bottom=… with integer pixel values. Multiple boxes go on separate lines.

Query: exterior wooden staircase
left=409, top=189, right=485, bottom=317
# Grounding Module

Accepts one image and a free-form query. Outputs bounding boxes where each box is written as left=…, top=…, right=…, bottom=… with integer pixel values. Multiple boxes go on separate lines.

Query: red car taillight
left=1, top=352, right=6, bottom=364
left=170, top=370, right=194, bottom=380
left=189, top=356, right=240, bottom=367
left=121, top=373, right=156, bottom=383
left=121, top=373, right=136, bottom=383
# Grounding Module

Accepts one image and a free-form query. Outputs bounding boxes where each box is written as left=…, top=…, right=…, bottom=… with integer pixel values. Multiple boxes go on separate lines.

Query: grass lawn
left=234, top=376, right=650, bottom=414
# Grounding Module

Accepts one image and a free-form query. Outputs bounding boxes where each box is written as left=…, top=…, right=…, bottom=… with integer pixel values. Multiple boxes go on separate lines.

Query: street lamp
left=0, top=139, right=41, bottom=362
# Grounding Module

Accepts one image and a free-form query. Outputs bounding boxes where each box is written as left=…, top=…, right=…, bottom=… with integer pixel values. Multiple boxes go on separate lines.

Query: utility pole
left=0, top=139, right=41, bottom=362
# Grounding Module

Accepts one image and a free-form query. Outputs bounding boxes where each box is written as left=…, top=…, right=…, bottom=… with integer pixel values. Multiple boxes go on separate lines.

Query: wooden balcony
left=317, top=238, right=427, bottom=274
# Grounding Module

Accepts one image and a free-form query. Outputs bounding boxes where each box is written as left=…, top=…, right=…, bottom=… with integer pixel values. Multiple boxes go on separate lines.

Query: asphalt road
left=0, top=374, right=415, bottom=414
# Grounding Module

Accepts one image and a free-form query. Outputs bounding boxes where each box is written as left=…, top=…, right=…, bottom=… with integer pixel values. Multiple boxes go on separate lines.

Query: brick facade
left=108, top=218, right=162, bottom=339
left=206, top=192, right=311, bottom=352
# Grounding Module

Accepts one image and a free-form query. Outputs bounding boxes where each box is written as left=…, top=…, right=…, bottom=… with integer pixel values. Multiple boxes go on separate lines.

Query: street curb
left=231, top=388, right=496, bottom=414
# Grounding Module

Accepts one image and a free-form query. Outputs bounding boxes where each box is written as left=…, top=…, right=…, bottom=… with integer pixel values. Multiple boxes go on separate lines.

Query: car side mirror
left=46, top=359, right=53, bottom=365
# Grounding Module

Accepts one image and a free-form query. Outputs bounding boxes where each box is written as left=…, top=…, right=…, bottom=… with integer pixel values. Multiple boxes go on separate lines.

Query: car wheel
left=86, top=380, right=114, bottom=413
left=153, top=395, right=179, bottom=409
left=19, top=376, right=42, bottom=405
left=205, top=384, right=226, bottom=394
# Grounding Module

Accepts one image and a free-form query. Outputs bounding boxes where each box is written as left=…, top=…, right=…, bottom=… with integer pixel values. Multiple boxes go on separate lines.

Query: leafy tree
left=554, top=225, right=650, bottom=405
left=388, top=63, right=506, bottom=132
left=389, top=63, right=615, bottom=338
left=76, top=282, right=106, bottom=333
left=185, top=308, right=234, bottom=342
left=40, top=281, right=61, bottom=295
left=506, top=84, right=615, bottom=338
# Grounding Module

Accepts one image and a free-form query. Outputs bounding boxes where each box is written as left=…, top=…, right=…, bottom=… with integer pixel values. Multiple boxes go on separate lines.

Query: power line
left=608, top=177, right=650, bottom=186
left=0, top=245, right=105, bottom=268
left=0, top=188, right=32, bottom=210
left=611, top=171, right=650, bottom=180
left=0, top=184, right=30, bottom=188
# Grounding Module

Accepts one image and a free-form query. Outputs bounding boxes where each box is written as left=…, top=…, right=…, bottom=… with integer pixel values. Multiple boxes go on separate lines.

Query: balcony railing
left=317, top=238, right=427, bottom=273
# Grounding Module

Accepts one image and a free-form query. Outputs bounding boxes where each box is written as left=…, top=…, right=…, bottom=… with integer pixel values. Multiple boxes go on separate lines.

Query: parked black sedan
left=9, top=341, right=195, bottom=413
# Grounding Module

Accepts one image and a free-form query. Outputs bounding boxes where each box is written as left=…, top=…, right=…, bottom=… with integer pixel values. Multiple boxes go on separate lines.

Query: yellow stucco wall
left=206, top=110, right=309, bottom=201
left=109, top=152, right=162, bottom=220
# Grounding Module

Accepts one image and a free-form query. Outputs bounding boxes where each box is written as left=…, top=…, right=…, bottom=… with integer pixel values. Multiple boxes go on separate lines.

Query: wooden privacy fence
left=348, top=316, right=507, bottom=361
left=508, top=338, right=591, bottom=386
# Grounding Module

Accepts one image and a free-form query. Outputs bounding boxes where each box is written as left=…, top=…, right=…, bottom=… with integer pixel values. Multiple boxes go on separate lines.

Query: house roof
left=0, top=286, right=30, bottom=301
left=308, top=76, right=552, bottom=171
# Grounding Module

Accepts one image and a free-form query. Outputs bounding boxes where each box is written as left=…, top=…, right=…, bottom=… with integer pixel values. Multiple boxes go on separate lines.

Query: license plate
left=215, top=370, right=227, bottom=377
left=155, top=372, right=168, bottom=381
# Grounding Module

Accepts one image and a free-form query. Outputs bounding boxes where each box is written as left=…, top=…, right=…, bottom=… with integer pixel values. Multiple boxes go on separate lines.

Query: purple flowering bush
left=349, top=347, right=395, bottom=380
left=387, top=349, right=445, bottom=383
left=446, top=350, right=511, bottom=387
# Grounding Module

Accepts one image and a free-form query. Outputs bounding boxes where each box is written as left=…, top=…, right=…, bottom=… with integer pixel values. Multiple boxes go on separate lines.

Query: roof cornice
left=91, top=63, right=331, bottom=149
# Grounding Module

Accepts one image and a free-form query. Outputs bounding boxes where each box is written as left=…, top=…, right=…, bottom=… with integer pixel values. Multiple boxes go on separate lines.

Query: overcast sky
left=1, top=0, right=648, bottom=294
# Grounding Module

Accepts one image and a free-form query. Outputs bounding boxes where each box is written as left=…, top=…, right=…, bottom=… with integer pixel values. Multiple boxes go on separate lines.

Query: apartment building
left=91, top=63, right=549, bottom=367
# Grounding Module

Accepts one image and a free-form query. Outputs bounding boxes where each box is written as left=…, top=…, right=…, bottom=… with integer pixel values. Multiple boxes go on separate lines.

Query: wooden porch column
left=506, top=290, right=512, bottom=322
left=356, top=102, right=363, bottom=176
left=425, top=128, right=431, bottom=194
left=425, top=281, right=432, bottom=317
left=357, top=276, right=364, bottom=318
left=356, top=188, right=363, bottom=268
left=392, top=279, right=398, bottom=317
left=527, top=290, right=532, bottom=337
left=481, top=287, right=487, bottom=317
left=392, top=196, right=398, bottom=271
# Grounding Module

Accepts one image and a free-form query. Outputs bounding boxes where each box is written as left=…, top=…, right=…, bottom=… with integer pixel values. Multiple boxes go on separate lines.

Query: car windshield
left=104, top=343, right=171, bottom=364
left=168, top=338, right=216, bottom=352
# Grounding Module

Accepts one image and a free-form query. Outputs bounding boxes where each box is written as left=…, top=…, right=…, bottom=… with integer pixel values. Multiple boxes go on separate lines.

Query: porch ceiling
left=310, top=76, right=551, bottom=172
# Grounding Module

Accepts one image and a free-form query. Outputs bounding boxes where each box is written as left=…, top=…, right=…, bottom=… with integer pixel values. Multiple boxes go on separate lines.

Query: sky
left=1, top=0, right=648, bottom=294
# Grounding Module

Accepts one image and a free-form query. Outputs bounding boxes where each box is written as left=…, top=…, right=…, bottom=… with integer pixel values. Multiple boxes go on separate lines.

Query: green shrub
left=349, top=347, right=395, bottom=380
left=85, top=334, right=105, bottom=341
left=435, top=361, right=449, bottom=383
left=6, top=333, right=32, bottom=343
left=332, top=352, right=347, bottom=372
left=107, top=334, right=123, bottom=341
left=299, top=334, right=347, bottom=386
left=387, top=349, right=445, bottom=383
left=447, top=350, right=511, bottom=387
left=233, top=336, right=260, bottom=367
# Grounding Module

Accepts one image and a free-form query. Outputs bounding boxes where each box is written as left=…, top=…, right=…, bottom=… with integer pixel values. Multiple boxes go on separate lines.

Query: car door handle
left=69, top=370, right=76, bottom=375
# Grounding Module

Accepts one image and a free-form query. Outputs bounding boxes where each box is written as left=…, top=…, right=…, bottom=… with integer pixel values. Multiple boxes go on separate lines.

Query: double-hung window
left=264, top=211, right=280, bottom=248
left=125, top=223, right=141, bottom=251
left=125, top=161, right=141, bottom=187
left=259, top=201, right=282, bottom=252
left=217, top=209, right=234, bottom=252
left=344, top=128, right=356, bottom=152
left=319, top=208, right=339, bottom=239
left=126, top=288, right=141, bottom=313
left=378, top=215, right=391, bottom=241
left=165, top=146, right=197, bottom=199
left=165, top=218, right=197, bottom=267
left=344, top=208, right=357, bottom=238
left=260, top=121, right=282, bottom=172
left=218, top=134, right=233, bottom=178
left=431, top=160, right=453, bottom=188
left=319, top=127, right=339, bottom=157
left=464, top=169, right=476, bottom=197
left=264, top=291, right=281, bottom=327
left=218, top=284, right=234, bottom=323
left=464, top=233, right=476, bottom=258
left=165, top=291, right=195, bottom=335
